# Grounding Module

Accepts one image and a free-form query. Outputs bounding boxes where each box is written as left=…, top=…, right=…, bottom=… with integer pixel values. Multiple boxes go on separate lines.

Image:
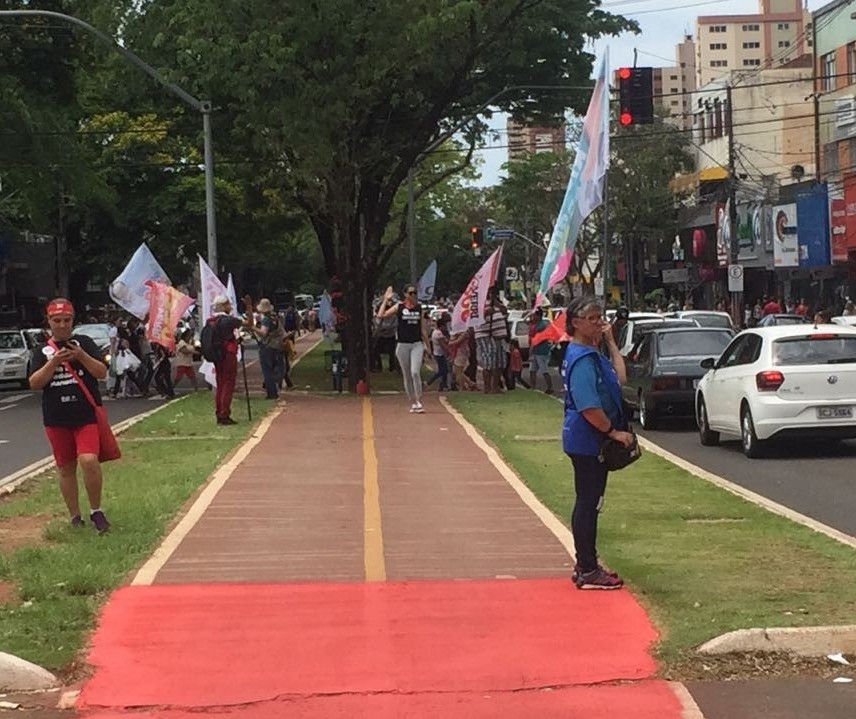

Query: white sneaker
left=413, top=402, right=424, bottom=414
left=409, top=403, right=417, bottom=413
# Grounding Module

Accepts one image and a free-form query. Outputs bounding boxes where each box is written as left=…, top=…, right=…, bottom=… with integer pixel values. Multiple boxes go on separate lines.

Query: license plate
left=817, top=406, right=853, bottom=419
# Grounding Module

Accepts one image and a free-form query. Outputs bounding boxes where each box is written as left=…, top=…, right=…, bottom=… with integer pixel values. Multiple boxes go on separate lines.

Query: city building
left=505, top=120, right=566, bottom=161
left=696, top=0, right=812, bottom=86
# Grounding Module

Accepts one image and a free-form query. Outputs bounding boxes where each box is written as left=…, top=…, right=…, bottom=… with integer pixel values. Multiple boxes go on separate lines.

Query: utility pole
left=726, top=83, right=742, bottom=326
left=811, top=92, right=822, bottom=182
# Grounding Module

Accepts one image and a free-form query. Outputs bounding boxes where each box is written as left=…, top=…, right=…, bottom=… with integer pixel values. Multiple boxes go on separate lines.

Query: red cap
left=46, top=300, right=74, bottom=317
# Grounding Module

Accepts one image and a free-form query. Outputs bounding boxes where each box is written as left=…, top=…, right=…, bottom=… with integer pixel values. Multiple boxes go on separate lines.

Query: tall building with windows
left=506, top=120, right=566, bottom=161
left=696, top=0, right=812, bottom=85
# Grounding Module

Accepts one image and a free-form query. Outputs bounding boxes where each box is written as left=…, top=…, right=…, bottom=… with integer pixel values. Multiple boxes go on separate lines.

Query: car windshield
left=772, top=335, right=856, bottom=365
left=659, top=331, right=733, bottom=357
left=689, top=314, right=732, bottom=329
left=0, top=333, right=24, bottom=350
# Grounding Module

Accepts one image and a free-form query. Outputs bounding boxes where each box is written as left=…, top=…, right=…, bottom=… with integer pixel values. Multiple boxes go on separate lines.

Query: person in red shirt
left=762, top=296, right=782, bottom=316
left=794, top=298, right=809, bottom=317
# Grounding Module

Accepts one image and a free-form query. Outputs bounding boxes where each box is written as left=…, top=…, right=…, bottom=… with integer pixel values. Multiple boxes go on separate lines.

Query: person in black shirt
left=29, top=298, right=111, bottom=532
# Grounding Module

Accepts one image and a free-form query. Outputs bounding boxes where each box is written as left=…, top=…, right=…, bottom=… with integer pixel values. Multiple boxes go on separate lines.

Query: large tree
left=115, top=0, right=634, bottom=388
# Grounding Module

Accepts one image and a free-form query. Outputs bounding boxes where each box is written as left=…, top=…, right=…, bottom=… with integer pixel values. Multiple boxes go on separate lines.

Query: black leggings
left=570, top=454, right=609, bottom=573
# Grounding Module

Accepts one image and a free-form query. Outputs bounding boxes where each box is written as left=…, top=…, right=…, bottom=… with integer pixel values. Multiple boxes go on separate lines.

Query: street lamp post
left=0, top=10, right=219, bottom=271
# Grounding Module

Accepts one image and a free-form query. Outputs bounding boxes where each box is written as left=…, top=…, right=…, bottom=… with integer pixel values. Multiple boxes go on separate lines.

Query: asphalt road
left=544, top=363, right=856, bottom=540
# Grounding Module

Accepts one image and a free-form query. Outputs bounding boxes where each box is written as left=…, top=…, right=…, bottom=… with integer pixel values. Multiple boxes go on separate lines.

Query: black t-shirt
left=31, top=335, right=103, bottom=428
left=396, top=303, right=423, bottom=343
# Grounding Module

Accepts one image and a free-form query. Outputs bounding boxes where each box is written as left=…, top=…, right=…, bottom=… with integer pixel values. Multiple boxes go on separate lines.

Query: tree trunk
left=340, top=272, right=373, bottom=392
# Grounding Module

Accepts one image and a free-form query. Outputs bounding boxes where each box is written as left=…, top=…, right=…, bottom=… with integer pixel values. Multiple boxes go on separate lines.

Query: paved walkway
left=68, top=351, right=686, bottom=717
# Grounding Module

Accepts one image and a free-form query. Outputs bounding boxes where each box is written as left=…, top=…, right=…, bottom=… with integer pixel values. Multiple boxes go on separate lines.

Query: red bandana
left=46, top=300, right=74, bottom=317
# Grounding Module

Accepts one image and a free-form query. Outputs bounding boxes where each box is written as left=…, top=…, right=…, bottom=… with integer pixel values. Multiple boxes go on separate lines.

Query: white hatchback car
left=695, top=325, right=856, bottom=457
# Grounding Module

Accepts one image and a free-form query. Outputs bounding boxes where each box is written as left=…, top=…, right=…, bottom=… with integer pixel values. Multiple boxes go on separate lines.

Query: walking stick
left=240, top=349, right=252, bottom=421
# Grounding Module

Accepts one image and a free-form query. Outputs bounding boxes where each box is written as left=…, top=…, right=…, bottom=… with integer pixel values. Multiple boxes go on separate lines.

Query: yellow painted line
left=362, top=397, right=386, bottom=581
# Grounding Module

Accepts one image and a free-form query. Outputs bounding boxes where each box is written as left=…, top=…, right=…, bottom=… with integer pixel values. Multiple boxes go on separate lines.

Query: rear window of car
left=772, top=335, right=856, bottom=365
left=774, top=316, right=805, bottom=326
left=0, top=333, right=24, bottom=350
left=690, top=314, right=732, bottom=329
left=632, top=320, right=693, bottom=343
left=659, top=331, right=733, bottom=357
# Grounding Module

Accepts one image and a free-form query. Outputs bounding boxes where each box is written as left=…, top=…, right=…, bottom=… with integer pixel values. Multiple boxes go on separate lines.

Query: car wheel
left=639, top=393, right=657, bottom=430
left=697, top=397, right=720, bottom=446
left=740, top=406, right=766, bottom=459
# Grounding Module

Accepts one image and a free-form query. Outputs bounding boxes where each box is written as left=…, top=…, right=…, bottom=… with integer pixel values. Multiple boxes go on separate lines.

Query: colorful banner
left=715, top=201, right=730, bottom=268
left=144, top=281, right=194, bottom=351
left=109, top=244, right=170, bottom=319
left=537, top=51, right=610, bottom=303
left=450, top=246, right=503, bottom=333
left=417, top=259, right=437, bottom=302
left=830, top=197, right=848, bottom=263
left=796, top=183, right=830, bottom=268
left=772, top=203, right=799, bottom=267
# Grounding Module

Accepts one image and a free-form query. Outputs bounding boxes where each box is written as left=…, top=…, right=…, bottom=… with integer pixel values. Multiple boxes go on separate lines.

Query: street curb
left=0, top=395, right=190, bottom=497
left=698, top=625, right=856, bottom=656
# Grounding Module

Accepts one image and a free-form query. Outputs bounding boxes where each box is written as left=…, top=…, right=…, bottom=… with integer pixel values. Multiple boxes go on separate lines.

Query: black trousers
left=570, top=454, right=609, bottom=573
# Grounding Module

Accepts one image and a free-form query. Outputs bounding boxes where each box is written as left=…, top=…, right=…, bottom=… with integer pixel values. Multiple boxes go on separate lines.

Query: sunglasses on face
left=406, top=290, right=416, bottom=295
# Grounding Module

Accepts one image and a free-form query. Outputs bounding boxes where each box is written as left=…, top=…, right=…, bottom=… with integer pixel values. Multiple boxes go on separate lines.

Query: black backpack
left=200, top=317, right=224, bottom=363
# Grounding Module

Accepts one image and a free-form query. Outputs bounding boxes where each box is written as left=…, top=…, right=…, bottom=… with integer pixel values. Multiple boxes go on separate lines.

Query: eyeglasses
left=406, top=290, right=417, bottom=295
left=577, top=314, right=605, bottom=324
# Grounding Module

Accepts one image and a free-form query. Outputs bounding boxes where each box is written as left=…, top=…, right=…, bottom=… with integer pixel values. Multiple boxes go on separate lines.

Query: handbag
left=48, top=340, right=122, bottom=463
left=598, top=431, right=641, bottom=471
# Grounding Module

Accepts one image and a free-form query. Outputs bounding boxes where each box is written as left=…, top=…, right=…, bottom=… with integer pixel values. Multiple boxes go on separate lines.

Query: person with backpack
left=201, top=295, right=245, bottom=425
left=252, top=298, right=286, bottom=400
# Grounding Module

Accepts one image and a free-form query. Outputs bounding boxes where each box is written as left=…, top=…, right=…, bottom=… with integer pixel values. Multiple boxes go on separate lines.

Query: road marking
left=131, top=407, right=283, bottom=585
left=439, top=396, right=575, bottom=558
left=0, top=440, right=8, bottom=445
left=638, top=435, right=856, bottom=551
left=0, top=393, right=30, bottom=404
left=0, top=405, right=17, bottom=412
left=362, top=397, right=386, bottom=581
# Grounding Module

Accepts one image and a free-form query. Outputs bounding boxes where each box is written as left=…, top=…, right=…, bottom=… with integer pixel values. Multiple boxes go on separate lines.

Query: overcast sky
left=472, top=0, right=829, bottom=187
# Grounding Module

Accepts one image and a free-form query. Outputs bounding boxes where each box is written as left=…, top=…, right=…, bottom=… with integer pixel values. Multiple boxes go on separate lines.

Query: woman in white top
left=426, top=314, right=450, bottom=391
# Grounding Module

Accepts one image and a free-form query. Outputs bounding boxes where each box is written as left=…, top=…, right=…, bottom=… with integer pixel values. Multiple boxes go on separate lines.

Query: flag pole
left=240, top=349, right=252, bottom=421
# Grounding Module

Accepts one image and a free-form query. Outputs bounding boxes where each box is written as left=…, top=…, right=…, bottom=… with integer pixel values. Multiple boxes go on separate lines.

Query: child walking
left=173, top=329, right=199, bottom=391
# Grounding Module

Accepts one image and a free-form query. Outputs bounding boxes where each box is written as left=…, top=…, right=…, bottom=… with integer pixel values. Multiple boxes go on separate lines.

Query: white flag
left=109, top=244, right=170, bottom=319
left=198, top=256, right=229, bottom=387
left=450, top=247, right=503, bottom=333
left=226, top=274, right=241, bottom=318
left=417, top=259, right=437, bottom=302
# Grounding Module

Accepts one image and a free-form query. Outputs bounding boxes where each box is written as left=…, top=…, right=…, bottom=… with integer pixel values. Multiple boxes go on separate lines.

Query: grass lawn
left=446, top=390, right=856, bottom=667
left=294, top=340, right=431, bottom=393
left=0, top=392, right=273, bottom=672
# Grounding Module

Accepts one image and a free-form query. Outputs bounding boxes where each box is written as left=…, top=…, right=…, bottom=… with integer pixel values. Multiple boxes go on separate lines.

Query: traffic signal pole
left=726, top=83, right=742, bottom=327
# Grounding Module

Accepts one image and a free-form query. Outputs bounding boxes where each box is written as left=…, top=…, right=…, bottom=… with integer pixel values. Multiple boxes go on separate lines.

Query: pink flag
left=450, top=246, right=503, bottom=333
left=145, top=280, right=194, bottom=351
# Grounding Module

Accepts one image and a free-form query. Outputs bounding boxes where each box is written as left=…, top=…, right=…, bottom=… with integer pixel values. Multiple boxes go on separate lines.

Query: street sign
left=490, top=228, right=515, bottom=240
left=662, top=268, right=689, bottom=284
left=505, top=267, right=519, bottom=281
left=727, top=264, right=744, bottom=293
left=594, top=276, right=604, bottom=296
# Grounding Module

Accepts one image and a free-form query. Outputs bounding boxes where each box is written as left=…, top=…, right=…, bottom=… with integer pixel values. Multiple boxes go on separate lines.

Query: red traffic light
left=619, top=111, right=633, bottom=126
left=471, top=240, right=479, bottom=249
left=618, top=66, right=632, bottom=80
left=471, top=226, right=479, bottom=235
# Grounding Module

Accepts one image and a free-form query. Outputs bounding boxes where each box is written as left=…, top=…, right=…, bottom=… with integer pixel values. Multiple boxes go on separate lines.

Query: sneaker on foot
left=571, top=564, right=619, bottom=584
left=575, top=567, right=623, bottom=590
left=90, top=510, right=111, bottom=534
left=70, top=515, right=85, bottom=528
left=409, top=404, right=417, bottom=413
left=217, top=417, right=238, bottom=426
left=413, top=402, right=425, bottom=413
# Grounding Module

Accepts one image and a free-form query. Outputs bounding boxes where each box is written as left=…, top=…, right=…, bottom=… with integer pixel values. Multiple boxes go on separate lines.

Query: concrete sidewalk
left=72, top=385, right=688, bottom=717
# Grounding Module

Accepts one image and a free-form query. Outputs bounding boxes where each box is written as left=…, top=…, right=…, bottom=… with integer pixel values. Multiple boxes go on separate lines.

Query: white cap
left=212, top=294, right=230, bottom=309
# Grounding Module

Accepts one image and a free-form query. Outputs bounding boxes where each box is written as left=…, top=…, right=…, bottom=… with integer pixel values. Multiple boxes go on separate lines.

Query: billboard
left=772, top=203, right=799, bottom=267
left=796, top=184, right=830, bottom=268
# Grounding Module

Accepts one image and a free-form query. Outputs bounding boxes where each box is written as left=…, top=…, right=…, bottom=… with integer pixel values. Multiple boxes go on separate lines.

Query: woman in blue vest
left=562, top=296, right=634, bottom=590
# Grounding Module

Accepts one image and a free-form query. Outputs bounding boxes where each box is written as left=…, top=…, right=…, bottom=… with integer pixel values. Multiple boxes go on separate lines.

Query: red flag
left=531, top=312, right=569, bottom=348
left=145, top=280, right=194, bottom=351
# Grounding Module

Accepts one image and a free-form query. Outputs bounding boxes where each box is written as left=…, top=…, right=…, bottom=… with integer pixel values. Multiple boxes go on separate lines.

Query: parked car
left=616, top=317, right=699, bottom=356
left=663, top=310, right=734, bottom=330
left=73, top=323, right=113, bottom=364
left=0, top=329, right=34, bottom=388
left=757, top=313, right=809, bottom=327
left=831, top=316, right=856, bottom=327
left=695, top=325, right=856, bottom=458
left=622, top=327, right=735, bottom=429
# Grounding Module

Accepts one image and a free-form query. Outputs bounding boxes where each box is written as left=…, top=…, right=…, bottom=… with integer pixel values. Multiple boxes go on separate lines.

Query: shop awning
left=679, top=201, right=718, bottom=230
left=670, top=166, right=729, bottom=193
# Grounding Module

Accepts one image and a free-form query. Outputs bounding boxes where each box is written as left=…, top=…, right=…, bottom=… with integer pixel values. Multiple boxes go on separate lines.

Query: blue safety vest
left=562, top=342, right=626, bottom=457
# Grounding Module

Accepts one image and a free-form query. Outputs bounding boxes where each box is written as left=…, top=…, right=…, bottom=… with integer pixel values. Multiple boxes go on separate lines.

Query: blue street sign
left=490, top=228, right=515, bottom=240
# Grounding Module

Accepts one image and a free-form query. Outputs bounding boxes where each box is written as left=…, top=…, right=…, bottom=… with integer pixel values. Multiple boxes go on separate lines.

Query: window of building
left=710, top=60, right=728, bottom=67
left=778, top=40, right=791, bottom=48
left=823, top=52, right=836, bottom=92
left=671, top=99, right=679, bottom=106
left=849, top=43, right=856, bottom=82
left=709, top=42, right=727, bottom=50
left=824, top=142, right=839, bottom=174
left=709, top=24, right=726, bottom=32
left=742, top=41, right=760, bottom=49
left=742, top=58, right=762, bottom=66
left=742, top=23, right=760, bottom=31
left=777, top=22, right=790, bottom=30
left=671, top=87, right=679, bottom=93
left=670, top=74, right=678, bottom=80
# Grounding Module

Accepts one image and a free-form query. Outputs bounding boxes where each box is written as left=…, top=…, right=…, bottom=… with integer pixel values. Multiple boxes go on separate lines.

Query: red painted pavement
left=77, top=578, right=680, bottom=715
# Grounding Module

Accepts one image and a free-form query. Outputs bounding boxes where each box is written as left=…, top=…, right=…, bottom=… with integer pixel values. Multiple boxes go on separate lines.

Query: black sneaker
left=217, top=417, right=238, bottom=426
left=575, top=567, right=623, bottom=590
left=90, top=510, right=111, bottom=534
left=70, top=515, right=85, bottom=528
left=571, top=564, right=619, bottom=584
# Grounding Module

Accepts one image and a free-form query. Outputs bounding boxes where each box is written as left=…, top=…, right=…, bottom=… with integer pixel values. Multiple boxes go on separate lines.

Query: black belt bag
left=598, top=432, right=642, bottom=471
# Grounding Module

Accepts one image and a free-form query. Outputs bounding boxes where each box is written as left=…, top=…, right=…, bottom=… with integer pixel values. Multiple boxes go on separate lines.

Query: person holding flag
left=528, top=308, right=554, bottom=395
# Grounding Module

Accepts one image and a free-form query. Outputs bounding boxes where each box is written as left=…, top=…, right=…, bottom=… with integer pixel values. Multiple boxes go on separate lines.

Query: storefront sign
left=715, top=202, right=730, bottom=267
left=830, top=197, right=848, bottom=264
left=771, top=203, right=799, bottom=267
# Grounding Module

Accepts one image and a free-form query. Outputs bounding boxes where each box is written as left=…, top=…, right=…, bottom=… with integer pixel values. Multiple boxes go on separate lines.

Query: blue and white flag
left=537, top=50, right=610, bottom=303
left=109, top=243, right=170, bottom=319
left=318, top=291, right=335, bottom=329
left=417, top=259, right=437, bottom=302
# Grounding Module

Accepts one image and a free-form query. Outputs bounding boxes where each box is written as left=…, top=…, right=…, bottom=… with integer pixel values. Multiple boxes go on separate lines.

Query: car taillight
left=652, top=377, right=681, bottom=391
left=756, top=370, right=785, bottom=391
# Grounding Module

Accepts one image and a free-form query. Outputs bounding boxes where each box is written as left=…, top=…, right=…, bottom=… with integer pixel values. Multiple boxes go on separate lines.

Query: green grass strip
left=0, top=392, right=274, bottom=671
left=446, top=391, right=856, bottom=665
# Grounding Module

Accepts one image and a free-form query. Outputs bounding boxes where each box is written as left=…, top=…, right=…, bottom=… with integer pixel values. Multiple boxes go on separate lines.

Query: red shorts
left=44, top=423, right=100, bottom=467
left=174, top=366, right=195, bottom=380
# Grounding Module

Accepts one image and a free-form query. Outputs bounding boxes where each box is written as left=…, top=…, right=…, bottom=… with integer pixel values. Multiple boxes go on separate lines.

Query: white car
left=0, top=330, right=35, bottom=388
left=831, top=316, right=856, bottom=327
left=695, top=325, right=856, bottom=458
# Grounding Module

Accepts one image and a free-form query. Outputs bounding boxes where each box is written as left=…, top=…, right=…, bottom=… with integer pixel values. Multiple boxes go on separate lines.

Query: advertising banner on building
left=736, top=202, right=772, bottom=264
left=830, top=197, right=848, bottom=264
left=844, top=174, right=856, bottom=251
left=715, top=202, right=730, bottom=267
left=796, top=184, right=830, bottom=268
left=771, top=203, right=799, bottom=267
